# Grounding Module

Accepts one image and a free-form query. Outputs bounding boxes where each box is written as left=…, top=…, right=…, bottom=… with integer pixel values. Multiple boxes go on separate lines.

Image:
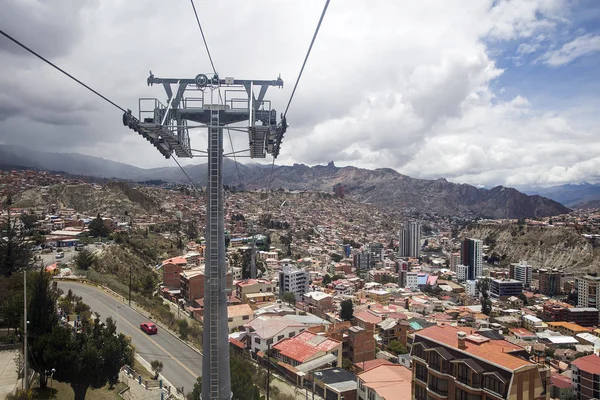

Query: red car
left=140, top=322, right=158, bottom=334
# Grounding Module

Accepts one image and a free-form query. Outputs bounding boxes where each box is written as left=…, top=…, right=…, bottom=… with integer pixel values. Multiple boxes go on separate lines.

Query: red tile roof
left=163, top=256, right=187, bottom=265
left=274, top=331, right=341, bottom=363
left=550, top=372, right=572, bottom=389
left=354, top=310, right=383, bottom=325
left=416, top=325, right=533, bottom=371
left=572, top=354, right=600, bottom=375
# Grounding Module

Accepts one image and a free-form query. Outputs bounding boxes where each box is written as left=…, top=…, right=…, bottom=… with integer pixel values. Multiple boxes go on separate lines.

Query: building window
left=267, top=338, right=273, bottom=345
left=429, top=375, right=448, bottom=396
left=359, top=380, right=365, bottom=391
left=457, top=363, right=469, bottom=385
left=368, top=390, right=375, bottom=400
left=429, top=352, right=441, bottom=371
left=242, top=315, right=250, bottom=320
left=415, top=363, right=428, bottom=382
left=484, top=376, right=504, bottom=395
left=412, top=343, right=424, bottom=359
left=278, top=335, right=284, bottom=341
left=415, top=384, right=427, bottom=400
left=456, top=388, right=482, bottom=400
left=228, top=318, right=233, bottom=322
left=255, top=337, right=261, bottom=344
left=289, top=331, right=295, bottom=338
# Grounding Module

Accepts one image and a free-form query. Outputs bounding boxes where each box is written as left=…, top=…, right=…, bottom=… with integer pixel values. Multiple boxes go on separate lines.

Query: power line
left=172, top=155, right=200, bottom=193
left=189, top=0, right=243, bottom=188
left=283, top=0, right=330, bottom=118
left=189, top=0, right=217, bottom=75
left=0, top=29, right=127, bottom=113
left=269, top=0, right=330, bottom=187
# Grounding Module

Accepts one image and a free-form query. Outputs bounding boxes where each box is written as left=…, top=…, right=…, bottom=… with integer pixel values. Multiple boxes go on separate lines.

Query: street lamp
left=48, top=368, right=56, bottom=398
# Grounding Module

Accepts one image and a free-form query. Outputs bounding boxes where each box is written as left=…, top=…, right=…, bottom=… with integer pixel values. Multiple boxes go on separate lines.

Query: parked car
left=140, top=322, right=158, bottom=335
left=55, top=253, right=64, bottom=259
left=75, top=243, right=85, bottom=251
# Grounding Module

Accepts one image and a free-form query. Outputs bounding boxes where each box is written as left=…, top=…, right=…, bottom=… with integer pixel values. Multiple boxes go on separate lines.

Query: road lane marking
left=60, top=283, right=199, bottom=379
left=118, top=317, right=200, bottom=379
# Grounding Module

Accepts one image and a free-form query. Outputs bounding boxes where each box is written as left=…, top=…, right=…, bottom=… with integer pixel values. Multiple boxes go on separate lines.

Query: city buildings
left=512, top=261, right=533, bottom=287
left=399, top=221, right=421, bottom=259
left=162, top=256, right=187, bottom=288
left=407, top=272, right=419, bottom=290
left=272, top=330, right=342, bottom=368
left=571, top=354, right=600, bottom=399
left=565, top=307, right=600, bottom=327
left=461, top=238, right=483, bottom=280
left=449, top=252, right=461, bottom=273
left=279, top=264, right=309, bottom=301
left=538, top=268, right=561, bottom=296
left=411, top=325, right=550, bottom=400
left=353, top=251, right=372, bottom=272
left=456, top=264, right=468, bottom=283
left=490, top=279, right=523, bottom=299
left=577, top=275, right=600, bottom=309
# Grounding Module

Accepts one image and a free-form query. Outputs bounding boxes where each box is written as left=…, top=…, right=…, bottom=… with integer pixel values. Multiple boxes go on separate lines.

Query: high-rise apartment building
left=411, top=325, right=550, bottom=400
left=279, top=264, right=308, bottom=301
left=399, top=222, right=421, bottom=258
left=539, top=268, right=561, bottom=296
left=577, top=275, right=600, bottom=309
left=513, top=261, right=533, bottom=287
left=353, top=251, right=372, bottom=271
left=449, top=252, right=461, bottom=273
left=461, top=238, right=483, bottom=280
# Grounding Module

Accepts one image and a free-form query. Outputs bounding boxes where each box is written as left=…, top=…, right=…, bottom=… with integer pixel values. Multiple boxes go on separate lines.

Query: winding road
left=57, top=281, right=202, bottom=394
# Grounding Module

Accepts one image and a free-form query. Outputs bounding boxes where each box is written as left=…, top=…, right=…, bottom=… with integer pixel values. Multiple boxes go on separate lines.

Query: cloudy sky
left=1, top=0, right=599, bottom=188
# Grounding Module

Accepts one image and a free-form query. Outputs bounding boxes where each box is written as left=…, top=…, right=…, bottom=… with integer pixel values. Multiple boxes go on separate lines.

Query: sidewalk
left=118, top=354, right=185, bottom=400
left=0, top=350, right=19, bottom=398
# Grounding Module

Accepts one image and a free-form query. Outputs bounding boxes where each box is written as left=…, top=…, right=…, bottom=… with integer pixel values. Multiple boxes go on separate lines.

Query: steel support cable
left=0, top=29, right=127, bottom=113
left=0, top=29, right=201, bottom=192
left=269, top=0, right=330, bottom=188
left=172, top=155, right=201, bottom=193
left=189, top=0, right=243, bottom=188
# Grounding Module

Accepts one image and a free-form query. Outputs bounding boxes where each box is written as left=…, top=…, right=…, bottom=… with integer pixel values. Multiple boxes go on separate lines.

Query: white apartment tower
left=449, top=252, right=461, bottom=273
left=578, top=275, right=600, bottom=309
left=513, top=261, right=533, bottom=287
left=399, top=222, right=421, bottom=258
left=456, top=264, right=469, bottom=283
left=279, top=264, right=309, bottom=301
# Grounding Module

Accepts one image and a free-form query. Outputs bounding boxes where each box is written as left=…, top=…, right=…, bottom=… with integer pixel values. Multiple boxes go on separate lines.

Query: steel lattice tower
left=123, top=72, right=284, bottom=399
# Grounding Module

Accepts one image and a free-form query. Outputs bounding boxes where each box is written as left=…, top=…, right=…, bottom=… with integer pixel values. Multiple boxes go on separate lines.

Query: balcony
left=428, top=386, right=449, bottom=398
left=457, top=376, right=481, bottom=390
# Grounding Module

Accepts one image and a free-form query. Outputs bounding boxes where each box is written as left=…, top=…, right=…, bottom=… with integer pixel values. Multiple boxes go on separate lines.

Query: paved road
left=57, top=281, right=201, bottom=394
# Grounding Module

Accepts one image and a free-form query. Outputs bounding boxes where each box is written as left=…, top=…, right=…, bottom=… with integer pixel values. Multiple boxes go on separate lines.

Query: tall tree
left=476, top=278, right=493, bottom=316
left=0, top=196, right=33, bottom=277
left=282, top=292, right=296, bottom=306
left=27, top=269, right=59, bottom=388
left=88, top=214, right=110, bottom=237
left=74, top=249, right=96, bottom=271
left=43, top=316, right=133, bottom=400
left=340, top=299, right=354, bottom=321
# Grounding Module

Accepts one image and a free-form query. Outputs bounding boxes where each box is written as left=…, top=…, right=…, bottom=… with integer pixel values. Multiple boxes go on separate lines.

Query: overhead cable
left=0, top=29, right=127, bottom=113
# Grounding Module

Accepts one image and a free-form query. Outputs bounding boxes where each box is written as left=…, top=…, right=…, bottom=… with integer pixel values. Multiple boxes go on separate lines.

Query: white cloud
left=541, top=34, right=600, bottom=65
left=0, top=0, right=597, bottom=188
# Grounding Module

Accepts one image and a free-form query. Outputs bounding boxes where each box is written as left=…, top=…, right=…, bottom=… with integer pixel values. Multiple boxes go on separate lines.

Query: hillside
left=0, top=145, right=569, bottom=219
left=12, top=182, right=160, bottom=215
left=525, top=183, right=600, bottom=208
left=461, top=224, right=600, bottom=273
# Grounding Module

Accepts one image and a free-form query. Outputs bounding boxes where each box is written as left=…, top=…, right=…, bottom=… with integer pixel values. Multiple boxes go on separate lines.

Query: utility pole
left=250, top=224, right=257, bottom=279
left=129, top=265, right=132, bottom=306
left=125, top=72, right=285, bottom=400
left=266, top=343, right=271, bottom=400
left=23, top=268, right=28, bottom=390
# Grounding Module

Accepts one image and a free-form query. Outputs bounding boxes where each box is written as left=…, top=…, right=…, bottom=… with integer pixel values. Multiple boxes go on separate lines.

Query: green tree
left=340, top=299, right=354, bottom=321
left=387, top=340, right=408, bottom=355
left=74, top=249, right=96, bottom=271
left=0, top=197, right=33, bottom=277
left=282, top=292, right=296, bottom=306
left=150, top=360, right=163, bottom=379
left=229, top=352, right=262, bottom=400
left=177, top=319, right=190, bottom=339
left=19, top=213, right=38, bottom=232
left=187, top=376, right=202, bottom=400
left=88, top=214, right=110, bottom=237
left=476, top=278, right=493, bottom=316
left=27, top=269, right=59, bottom=389
left=330, top=253, right=343, bottom=263
left=45, top=316, right=134, bottom=399
left=322, top=274, right=332, bottom=286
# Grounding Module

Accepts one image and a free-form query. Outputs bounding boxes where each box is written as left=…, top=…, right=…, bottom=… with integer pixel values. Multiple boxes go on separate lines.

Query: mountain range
left=0, top=145, right=570, bottom=219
